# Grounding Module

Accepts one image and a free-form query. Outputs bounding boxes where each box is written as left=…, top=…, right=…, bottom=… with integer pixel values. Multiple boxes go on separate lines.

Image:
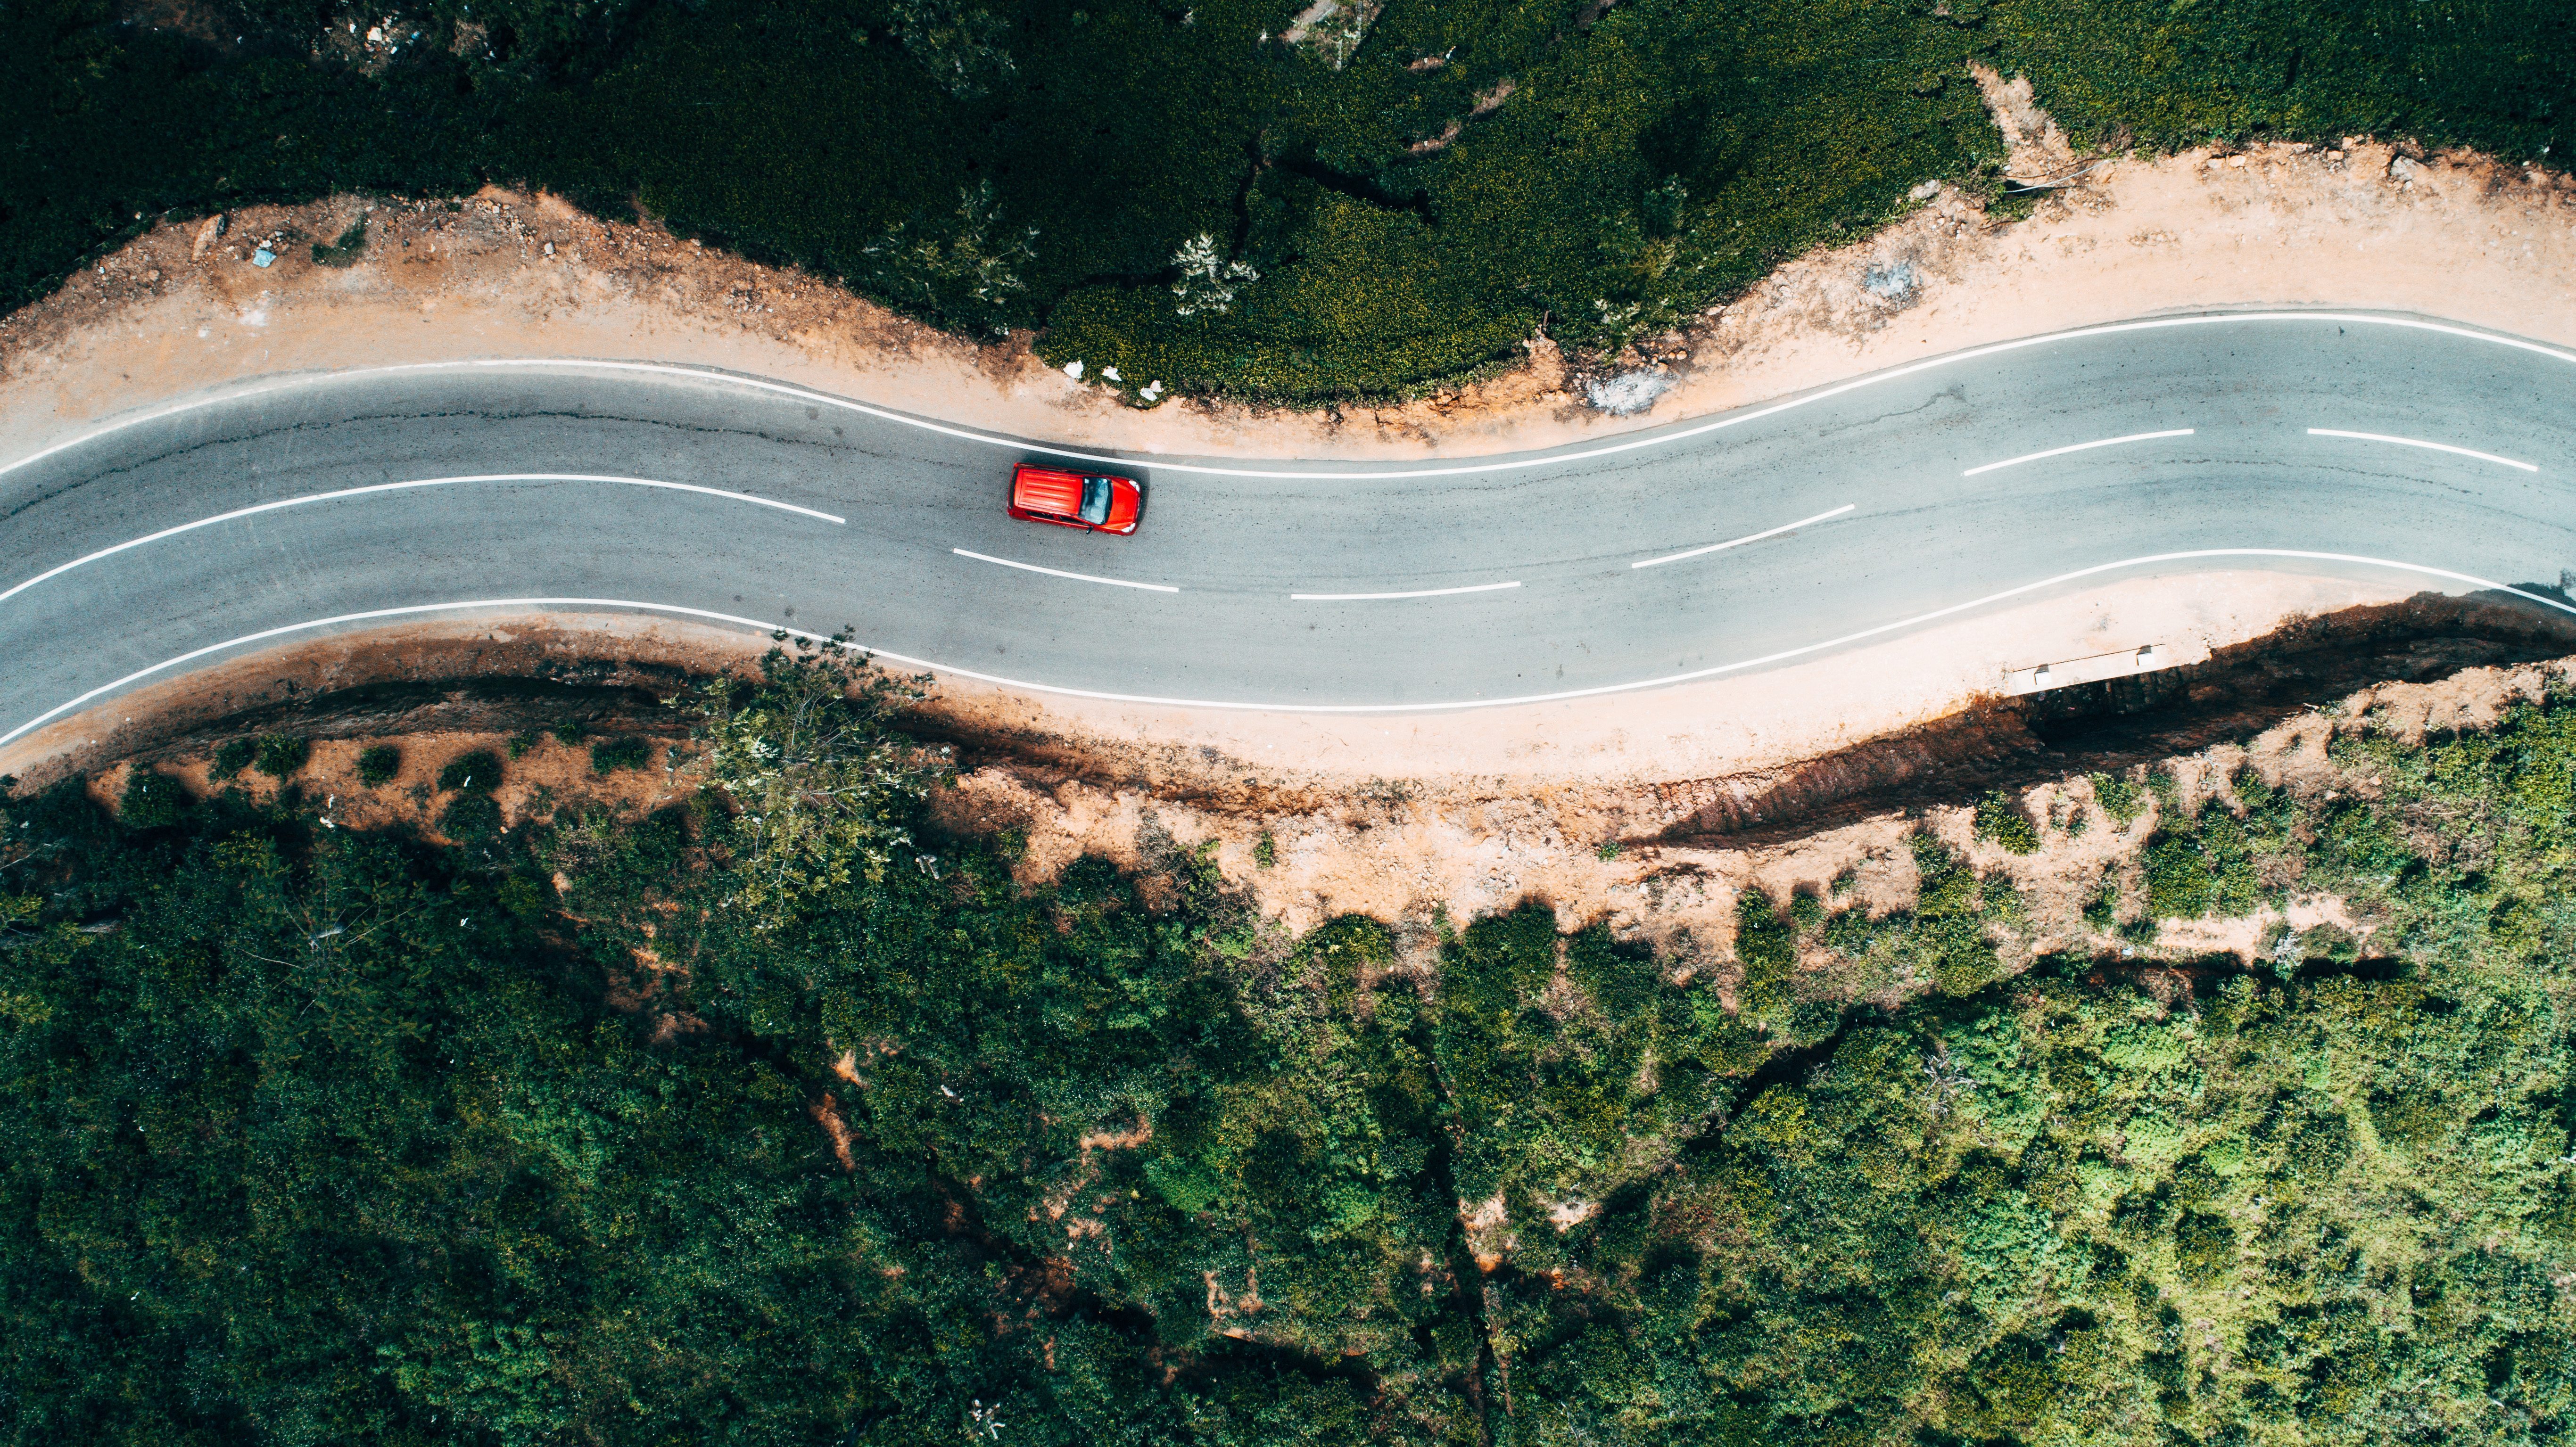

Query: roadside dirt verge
left=21, top=592, right=2573, bottom=978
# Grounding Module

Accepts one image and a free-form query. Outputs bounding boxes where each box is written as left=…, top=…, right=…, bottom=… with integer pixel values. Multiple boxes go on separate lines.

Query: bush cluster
left=12, top=0, right=2568, bottom=400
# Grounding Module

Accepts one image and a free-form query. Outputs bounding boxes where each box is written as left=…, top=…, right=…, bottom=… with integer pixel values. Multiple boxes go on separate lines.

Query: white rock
left=1103, top=365, right=1123, bottom=382
left=1063, top=360, right=1084, bottom=379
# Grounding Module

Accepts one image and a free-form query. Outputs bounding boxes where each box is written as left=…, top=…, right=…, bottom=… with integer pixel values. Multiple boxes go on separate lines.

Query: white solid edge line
left=10, top=550, right=2570, bottom=745
left=6, top=312, right=2571, bottom=485
left=2308, top=428, right=2539, bottom=473
left=0, top=473, right=843, bottom=611
left=1632, top=504, right=1857, bottom=570
left=1291, top=581, right=1522, bottom=600
left=951, top=548, right=1179, bottom=592
left=1962, top=428, right=2196, bottom=477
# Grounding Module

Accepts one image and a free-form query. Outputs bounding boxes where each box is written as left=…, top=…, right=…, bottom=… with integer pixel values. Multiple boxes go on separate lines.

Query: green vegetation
left=309, top=217, right=370, bottom=267
left=8, top=674, right=2576, bottom=1440
left=1973, top=787, right=2040, bottom=853
left=9, top=0, right=2572, bottom=400
left=2092, top=769, right=2146, bottom=826
left=505, top=731, right=542, bottom=759
left=435, top=748, right=502, bottom=793
left=586, top=735, right=652, bottom=774
left=551, top=720, right=586, bottom=747
left=251, top=735, right=309, bottom=779
left=209, top=738, right=257, bottom=781
left=356, top=743, right=403, bottom=787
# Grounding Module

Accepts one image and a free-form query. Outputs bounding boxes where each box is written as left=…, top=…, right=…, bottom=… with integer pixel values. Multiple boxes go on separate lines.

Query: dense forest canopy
left=4, top=642, right=2574, bottom=1442
left=4, top=0, right=2573, bottom=398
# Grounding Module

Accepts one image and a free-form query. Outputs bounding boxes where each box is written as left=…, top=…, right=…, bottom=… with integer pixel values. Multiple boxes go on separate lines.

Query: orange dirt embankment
left=74, top=627, right=2569, bottom=998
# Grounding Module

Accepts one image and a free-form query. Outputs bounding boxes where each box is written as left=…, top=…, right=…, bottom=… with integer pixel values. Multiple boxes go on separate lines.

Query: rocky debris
left=1582, top=368, right=1673, bottom=416
left=1862, top=258, right=1921, bottom=307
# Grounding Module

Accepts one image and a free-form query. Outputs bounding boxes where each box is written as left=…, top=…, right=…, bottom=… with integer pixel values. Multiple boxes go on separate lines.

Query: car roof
left=1013, top=466, right=1086, bottom=516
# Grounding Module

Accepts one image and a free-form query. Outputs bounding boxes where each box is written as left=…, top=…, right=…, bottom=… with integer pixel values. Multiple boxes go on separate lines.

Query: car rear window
left=1079, top=476, right=1113, bottom=525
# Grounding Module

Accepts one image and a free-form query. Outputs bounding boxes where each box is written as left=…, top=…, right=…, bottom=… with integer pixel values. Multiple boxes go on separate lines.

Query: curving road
left=6, top=309, right=2576, bottom=745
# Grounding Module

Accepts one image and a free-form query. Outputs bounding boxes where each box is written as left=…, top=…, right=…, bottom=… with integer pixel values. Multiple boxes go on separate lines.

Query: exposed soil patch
left=39, top=596, right=2572, bottom=986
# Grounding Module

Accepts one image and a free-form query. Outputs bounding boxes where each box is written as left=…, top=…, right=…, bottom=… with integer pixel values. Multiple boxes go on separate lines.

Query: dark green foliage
left=588, top=735, right=652, bottom=773
left=355, top=742, right=402, bottom=786
left=11, top=0, right=2576, bottom=400
left=251, top=734, right=307, bottom=779
left=1995, top=0, right=2576, bottom=156
left=209, top=738, right=256, bottom=781
left=1253, top=830, right=1276, bottom=868
left=309, top=216, right=368, bottom=266
left=551, top=720, right=586, bottom=746
left=505, top=730, right=541, bottom=758
left=13, top=690, right=2576, bottom=1440
left=1975, top=787, right=2041, bottom=853
left=116, top=768, right=190, bottom=828
left=436, top=748, right=502, bottom=793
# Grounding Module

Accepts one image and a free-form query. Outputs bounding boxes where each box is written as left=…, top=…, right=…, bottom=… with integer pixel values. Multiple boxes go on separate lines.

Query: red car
left=1009, top=463, right=1143, bottom=535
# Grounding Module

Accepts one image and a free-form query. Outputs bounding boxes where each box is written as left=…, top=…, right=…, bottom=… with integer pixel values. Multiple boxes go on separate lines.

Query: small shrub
left=119, top=770, right=190, bottom=829
left=1788, top=892, right=1825, bottom=930
left=552, top=721, right=586, bottom=747
left=209, top=740, right=256, bottom=781
left=252, top=736, right=307, bottom=779
left=1973, top=789, right=2040, bottom=854
left=590, top=737, right=652, bottom=774
left=310, top=218, right=368, bottom=266
left=2081, top=885, right=2116, bottom=931
left=1253, top=831, right=1276, bottom=868
left=505, top=732, right=541, bottom=759
left=2143, top=835, right=2213, bottom=918
left=438, top=750, right=502, bottom=794
left=1595, top=839, right=1623, bottom=861
left=438, top=791, right=504, bottom=845
left=356, top=745, right=401, bottom=787
left=2090, top=772, right=2145, bottom=826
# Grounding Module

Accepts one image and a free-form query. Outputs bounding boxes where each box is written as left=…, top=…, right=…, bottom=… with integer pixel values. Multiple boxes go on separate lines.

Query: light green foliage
left=678, top=633, right=940, bottom=922
left=2091, top=770, right=2145, bottom=826
left=1975, top=787, right=2042, bottom=853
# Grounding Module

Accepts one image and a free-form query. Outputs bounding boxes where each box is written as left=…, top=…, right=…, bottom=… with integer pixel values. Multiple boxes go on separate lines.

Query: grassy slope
left=7, top=0, right=2571, bottom=402
left=5, top=682, right=2575, bottom=1443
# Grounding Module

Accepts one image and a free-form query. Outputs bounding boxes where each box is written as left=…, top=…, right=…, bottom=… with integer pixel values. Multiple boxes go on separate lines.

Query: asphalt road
left=6, top=310, right=2576, bottom=744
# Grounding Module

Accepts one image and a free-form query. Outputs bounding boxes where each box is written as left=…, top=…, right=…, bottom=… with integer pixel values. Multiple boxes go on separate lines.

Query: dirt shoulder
left=5, top=130, right=2575, bottom=469
left=73, top=637, right=2566, bottom=994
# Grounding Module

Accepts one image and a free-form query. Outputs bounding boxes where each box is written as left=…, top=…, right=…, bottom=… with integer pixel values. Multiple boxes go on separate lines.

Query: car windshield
left=1078, top=476, right=1114, bottom=525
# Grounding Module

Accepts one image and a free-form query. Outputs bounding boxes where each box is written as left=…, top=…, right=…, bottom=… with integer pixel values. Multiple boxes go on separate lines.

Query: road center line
left=1290, top=580, right=1522, bottom=600
left=952, top=548, right=1180, bottom=593
left=2307, top=428, right=2538, bottom=472
left=0, top=473, right=842, bottom=611
left=1631, top=504, right=1856, bottom=570
left=1962, top=429, right=2194, bottom=477
left=13, top=550, right=2574, bottom=746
